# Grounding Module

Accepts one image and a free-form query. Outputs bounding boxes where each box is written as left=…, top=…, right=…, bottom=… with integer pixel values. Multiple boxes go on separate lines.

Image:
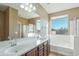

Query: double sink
left=0, top=38, right=47, bottom=56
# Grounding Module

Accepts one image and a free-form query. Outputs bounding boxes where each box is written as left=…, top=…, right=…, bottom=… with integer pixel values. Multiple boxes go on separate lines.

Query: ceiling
left=40, top=3, right=79, bottom=14
left=0, top=3, right=79, bottom=19
left=0, top=3, right=39, bottom=19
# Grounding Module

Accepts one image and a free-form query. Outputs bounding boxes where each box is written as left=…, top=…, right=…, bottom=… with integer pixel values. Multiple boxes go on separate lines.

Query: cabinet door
left=38, top=44, right=44, bottom=56
left=43, top=41, right=49, bottom=56
left=26, top=48, right=37, bottom=56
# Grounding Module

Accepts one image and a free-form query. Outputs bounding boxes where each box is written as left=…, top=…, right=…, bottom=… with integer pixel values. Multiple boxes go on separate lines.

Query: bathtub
left=50, top=35, right=74, bottom=55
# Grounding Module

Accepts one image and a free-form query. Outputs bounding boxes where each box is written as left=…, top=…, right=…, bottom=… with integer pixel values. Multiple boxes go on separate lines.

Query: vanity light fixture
left=20, top=3, right=36, bottom=12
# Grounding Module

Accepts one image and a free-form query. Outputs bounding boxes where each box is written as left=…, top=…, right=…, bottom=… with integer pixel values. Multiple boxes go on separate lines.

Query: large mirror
left=0, top=4, right=45, bottom=42
left=35, top=19, right=47, bottom=38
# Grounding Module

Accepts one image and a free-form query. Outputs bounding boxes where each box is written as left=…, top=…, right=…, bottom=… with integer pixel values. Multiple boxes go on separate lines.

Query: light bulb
left=15, top=32, right=18, bottom=34
left=25, top=7, right=28, bottom=11
left=20, top=4, right=24, bottom=8
left=29, top=4, right=33, bottom=8
left=33, top=6, right=36, bottom=10
left=28, top=9, right=31, bottom=12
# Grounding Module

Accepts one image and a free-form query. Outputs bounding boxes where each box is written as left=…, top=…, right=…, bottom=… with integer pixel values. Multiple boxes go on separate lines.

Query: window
left=50, top=15, right=68, bottom=35
left=29, top=24, right=33, bottom=33
left=28, top=24, right=34, bottom=37
left=36, top=20, right=42, bottom=30
left=23, top=25, right=27, bottom=37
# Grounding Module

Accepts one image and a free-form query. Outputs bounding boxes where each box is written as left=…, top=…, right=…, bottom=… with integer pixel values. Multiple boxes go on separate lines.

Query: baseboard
left=50, top=51, right=65, bottom=56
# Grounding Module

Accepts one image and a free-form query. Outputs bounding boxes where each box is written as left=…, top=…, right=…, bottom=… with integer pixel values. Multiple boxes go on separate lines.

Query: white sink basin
left=4, top=46, right=22, bottom=55
left=0, top=38, right=48, bottom=56
left=3, top=44, right=33, bottom=55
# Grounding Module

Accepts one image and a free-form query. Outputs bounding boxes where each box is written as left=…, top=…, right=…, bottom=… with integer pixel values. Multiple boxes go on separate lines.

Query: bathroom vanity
left=0, top=38, right=50, bottom=56
left=22, top=40, right=49, bottom=56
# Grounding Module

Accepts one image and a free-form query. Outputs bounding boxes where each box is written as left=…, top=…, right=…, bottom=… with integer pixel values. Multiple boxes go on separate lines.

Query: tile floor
left=49, top=52, right=64, bottom=56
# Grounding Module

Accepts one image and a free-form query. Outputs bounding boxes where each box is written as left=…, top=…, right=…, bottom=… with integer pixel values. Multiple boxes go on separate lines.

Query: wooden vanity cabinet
left=43, top=41, right=49, bottom=56
left=25, top=48, right=37, bottom=56
left=38, top=44, right=44, bottom=56
left=21, top=40, right=49, bottom=56
left=38, top=41, right=49, bottom=56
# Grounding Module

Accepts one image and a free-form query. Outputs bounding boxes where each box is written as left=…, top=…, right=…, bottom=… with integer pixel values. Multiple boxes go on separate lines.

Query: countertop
left=0, top=37, right=49, bottom=56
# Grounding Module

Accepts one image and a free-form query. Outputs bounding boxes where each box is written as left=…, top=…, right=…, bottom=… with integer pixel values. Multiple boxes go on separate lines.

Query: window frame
left=50, top=14, right=69, bottom=35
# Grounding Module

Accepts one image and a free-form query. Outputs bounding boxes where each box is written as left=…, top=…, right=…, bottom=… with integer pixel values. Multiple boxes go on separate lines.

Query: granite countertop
left=0, top=38, right=48, bottom=56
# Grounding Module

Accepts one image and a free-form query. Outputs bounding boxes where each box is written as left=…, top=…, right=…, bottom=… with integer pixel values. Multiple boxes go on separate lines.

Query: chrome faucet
left=8, top=36, right=17, bottom=47
left=9, top=32, right=18, bottom=47
left=10, top=40, right=17, bottom=47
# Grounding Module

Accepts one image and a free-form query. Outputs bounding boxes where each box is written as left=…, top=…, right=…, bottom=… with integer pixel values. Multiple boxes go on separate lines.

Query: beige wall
left=9, top=7, right=18, bottom=38
left=28, top=19, right=36, bottom=24
left=18, top=17, right=28, bottom=25
left=0, top=11, right=5, bottom=40
left=0, top=8, right=9, bottom=40
left=4, top=7, right=9, bottom=39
